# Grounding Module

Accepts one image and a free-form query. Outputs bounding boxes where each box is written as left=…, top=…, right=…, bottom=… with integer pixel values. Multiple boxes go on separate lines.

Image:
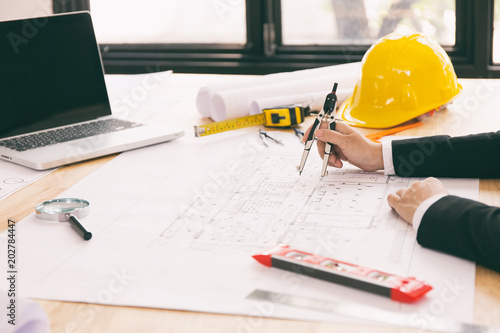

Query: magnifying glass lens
left=39, top=201, right=87, bottom=214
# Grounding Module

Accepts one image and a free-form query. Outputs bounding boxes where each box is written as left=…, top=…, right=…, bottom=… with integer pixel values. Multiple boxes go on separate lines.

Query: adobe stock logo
left=7, top=17, right=48, bottom=54
left=213, top=0, right=243, bottom=20
left=395, top=137, right=440, bottom=177
left=63, top=268, right=135, bottom=333
left=409, top=277, right=468, bottom=330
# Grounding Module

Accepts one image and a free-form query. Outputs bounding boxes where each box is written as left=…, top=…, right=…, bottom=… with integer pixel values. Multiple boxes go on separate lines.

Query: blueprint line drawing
left=151, top=151, right=423, bottom=275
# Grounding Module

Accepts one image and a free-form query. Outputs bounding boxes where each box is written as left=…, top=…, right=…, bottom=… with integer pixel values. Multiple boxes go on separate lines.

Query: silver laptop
left=0, top=12, right=183, bottom=170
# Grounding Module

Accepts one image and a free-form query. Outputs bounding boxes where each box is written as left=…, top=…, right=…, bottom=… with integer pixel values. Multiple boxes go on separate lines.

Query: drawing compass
left=298, top=83, right=338, bottom=177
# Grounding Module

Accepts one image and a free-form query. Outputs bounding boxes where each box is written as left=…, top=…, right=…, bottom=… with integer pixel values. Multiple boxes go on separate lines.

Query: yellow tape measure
left=194, top=105, right=308, bottom=137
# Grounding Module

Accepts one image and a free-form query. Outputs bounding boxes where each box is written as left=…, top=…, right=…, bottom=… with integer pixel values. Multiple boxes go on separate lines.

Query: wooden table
left=1, top=74, right=499, bottom=332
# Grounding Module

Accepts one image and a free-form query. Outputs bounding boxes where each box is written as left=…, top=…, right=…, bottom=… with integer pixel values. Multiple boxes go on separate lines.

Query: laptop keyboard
left=0, top=118, right=143, bottom=152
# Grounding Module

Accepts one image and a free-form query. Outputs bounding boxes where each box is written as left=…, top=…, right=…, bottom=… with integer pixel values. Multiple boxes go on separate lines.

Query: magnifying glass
left=35, top=198, right=92, bottom=241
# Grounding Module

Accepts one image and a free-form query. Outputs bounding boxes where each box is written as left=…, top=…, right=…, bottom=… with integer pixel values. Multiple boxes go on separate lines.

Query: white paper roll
left=196, top=77, right=259, bottom=118
left=211, top=71, right=360, bottom=121
left=195, top=86, right=214, bottom=118
left=196, top=62, right=362, bottom=119
left=249, top=88, right=354, bottom=115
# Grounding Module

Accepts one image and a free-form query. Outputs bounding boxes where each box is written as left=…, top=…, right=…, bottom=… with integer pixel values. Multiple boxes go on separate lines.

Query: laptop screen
left=0, top=12, right=111, bottom=139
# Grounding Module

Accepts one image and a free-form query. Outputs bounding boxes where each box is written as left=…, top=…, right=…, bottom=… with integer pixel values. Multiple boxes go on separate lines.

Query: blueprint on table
left=0, top=160, right=53, bottom=201
left=6, top=130, right=477, bottom=326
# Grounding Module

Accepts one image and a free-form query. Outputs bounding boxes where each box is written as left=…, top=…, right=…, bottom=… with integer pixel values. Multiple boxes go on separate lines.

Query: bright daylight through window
left=89, top=0, right=247, bottom=44
left=281, top=0, right=455, bottom=46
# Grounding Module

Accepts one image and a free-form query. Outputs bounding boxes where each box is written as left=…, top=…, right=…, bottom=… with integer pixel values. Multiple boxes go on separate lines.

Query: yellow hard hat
left=339, top=33, right=462, bottom=128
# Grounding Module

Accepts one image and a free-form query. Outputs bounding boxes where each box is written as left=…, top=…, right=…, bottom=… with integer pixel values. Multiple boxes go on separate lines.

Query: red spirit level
left=253, top=245, right=432, bottom=303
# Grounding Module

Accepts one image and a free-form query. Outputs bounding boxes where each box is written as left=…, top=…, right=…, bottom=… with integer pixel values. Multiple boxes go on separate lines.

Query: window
left=493, top=0, right=500, bottom=63
left=55, top=0, right=498, bottom=78
left=280, top=0, right=455, bottom=46
left=89, top=0, right=246, bottom=44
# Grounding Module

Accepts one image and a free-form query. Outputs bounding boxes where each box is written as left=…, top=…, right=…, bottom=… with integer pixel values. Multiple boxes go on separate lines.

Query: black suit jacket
left=392, top=131, right=500, bottom=272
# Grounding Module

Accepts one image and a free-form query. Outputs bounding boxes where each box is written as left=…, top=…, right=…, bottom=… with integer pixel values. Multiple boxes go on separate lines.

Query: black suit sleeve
left=418, top=195, right=500, bottom=272
left=392, top=131, right=500, bottom=178
left=391, top=131, right=500, bottom=271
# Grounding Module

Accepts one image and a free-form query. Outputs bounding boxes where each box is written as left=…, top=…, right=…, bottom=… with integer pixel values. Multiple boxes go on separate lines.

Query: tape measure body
left=263, top=106, right=305, bottom=128
left=195, top=105, right=307, bottom=137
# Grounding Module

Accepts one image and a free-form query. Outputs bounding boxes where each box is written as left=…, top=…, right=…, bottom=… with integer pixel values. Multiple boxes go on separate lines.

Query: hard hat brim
left=339, top=83, right=463, bottom=129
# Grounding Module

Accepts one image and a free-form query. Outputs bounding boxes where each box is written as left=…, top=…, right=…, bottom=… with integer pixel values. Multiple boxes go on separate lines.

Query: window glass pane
left=0, top=0, right=52, bottom=21
left=89, top=0, right=246, bottom=44
left=493, top=0, right=500, bottom=63
left=281, top=0, right=455, bottom=46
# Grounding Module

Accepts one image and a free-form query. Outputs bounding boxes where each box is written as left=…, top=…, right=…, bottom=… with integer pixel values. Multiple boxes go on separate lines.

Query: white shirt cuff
left=412, top=194, right=447, bottom=232
left=382, top=139, right=446, bottom=232
left=382, top=140, right=395, bottom=175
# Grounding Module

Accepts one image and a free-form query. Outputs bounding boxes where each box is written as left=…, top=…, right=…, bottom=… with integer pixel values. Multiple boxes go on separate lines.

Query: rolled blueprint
left=196, top=61, right=361, bottom=119
left=249, top=88, right=354, bottom=115
left=211, top=71, right=360, bottom=121
left=196, top=77, right=258, bottom=118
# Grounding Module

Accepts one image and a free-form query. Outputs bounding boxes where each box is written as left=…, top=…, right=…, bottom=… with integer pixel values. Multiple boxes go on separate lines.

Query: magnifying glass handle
left=66, top=214, right=92, bottom=241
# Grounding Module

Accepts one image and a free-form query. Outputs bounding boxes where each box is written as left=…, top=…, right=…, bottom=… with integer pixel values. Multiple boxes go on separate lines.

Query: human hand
left=387, top=177, right=449, bottom=224
left=303, top=121, right=384, bottom=172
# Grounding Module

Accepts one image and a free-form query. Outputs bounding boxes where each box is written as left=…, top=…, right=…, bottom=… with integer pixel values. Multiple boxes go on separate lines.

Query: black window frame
left=55, top=0, right=499, bottom=78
